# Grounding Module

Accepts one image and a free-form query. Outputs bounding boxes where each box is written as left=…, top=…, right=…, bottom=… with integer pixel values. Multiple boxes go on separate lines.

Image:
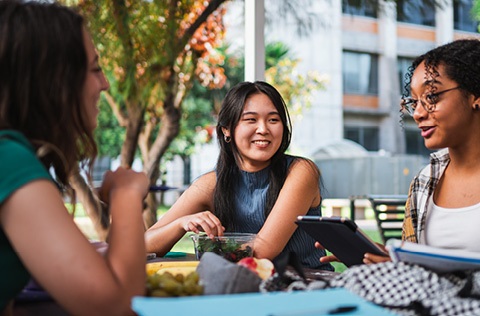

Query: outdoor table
left=12, top=252, right=339, bottom=315
left=133, top=288, right=396, bottom=316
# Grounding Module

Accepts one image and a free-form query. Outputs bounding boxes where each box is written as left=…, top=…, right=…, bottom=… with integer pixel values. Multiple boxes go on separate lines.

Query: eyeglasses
left=401, top=86, right=460, bottom=116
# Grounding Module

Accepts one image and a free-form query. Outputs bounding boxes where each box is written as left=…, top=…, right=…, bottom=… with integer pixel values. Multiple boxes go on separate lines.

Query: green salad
left=192, top=234, right=254, bottom=262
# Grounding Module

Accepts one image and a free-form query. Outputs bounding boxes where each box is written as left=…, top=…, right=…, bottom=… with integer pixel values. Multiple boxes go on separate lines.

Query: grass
left=74, top=204, right=384, bottom=273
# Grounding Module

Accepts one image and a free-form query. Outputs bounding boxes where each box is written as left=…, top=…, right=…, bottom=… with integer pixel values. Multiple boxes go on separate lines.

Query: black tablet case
left=296, top=216, right=386, bottom=267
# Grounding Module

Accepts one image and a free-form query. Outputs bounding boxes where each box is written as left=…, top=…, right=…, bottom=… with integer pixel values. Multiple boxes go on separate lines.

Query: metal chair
left=350, top=194, right=407, bottom=244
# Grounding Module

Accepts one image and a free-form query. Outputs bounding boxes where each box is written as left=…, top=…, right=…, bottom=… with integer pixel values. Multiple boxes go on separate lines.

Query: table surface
left=133, top=288, right=397, bottom=316
left=13, top=252, right=339, bottom=315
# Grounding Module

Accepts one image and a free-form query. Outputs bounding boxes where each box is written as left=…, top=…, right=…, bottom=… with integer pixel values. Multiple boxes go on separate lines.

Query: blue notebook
left=388, top=239, right=480, bottom=273
left=132, top=288, right=396, bottom=316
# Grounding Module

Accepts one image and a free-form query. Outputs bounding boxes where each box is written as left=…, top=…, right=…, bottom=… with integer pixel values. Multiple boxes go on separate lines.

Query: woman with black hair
left=146, top=81, right=333, bottom=270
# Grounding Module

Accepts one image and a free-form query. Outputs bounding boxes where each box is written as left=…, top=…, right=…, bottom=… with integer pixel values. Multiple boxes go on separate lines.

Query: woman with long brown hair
left=0, top=1, right=149, bottom=315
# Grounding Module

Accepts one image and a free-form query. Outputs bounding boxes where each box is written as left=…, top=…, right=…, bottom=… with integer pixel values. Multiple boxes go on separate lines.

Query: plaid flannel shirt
left=402, top=148, right=450, bottom=243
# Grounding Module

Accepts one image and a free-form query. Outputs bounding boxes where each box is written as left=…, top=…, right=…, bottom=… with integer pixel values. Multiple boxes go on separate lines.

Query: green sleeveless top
left=0, top=130, right=51, bottom=311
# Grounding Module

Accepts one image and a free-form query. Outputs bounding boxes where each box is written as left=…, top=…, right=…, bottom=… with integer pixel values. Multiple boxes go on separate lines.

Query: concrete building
left=165, top=0, right=480, bottom=200
left=262, top=0, right=480, bottom=158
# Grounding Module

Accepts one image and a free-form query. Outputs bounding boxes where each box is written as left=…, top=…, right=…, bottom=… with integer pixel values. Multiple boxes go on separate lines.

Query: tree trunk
left=69, top=172, right=109, bottom=241
left=120, top=102, right=145, bottom=167
left=143, top=167, right=160, bottom=228
left=141, top=88, right=183, bottom=228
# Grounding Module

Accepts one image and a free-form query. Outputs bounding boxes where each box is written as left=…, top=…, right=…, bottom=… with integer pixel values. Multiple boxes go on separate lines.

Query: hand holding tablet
left=296, top=216, right=388, bottom=267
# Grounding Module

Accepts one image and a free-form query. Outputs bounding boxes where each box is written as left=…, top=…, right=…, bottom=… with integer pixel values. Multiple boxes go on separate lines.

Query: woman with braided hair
left=319, top=38, right=480, bottom=265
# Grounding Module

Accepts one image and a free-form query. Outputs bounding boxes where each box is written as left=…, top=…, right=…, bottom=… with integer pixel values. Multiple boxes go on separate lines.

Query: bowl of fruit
left=191, top=232, right=255, bottom=263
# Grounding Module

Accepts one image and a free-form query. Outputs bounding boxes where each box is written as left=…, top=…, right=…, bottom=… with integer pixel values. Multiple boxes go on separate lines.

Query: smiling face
left=223, top=93, right=284, bottom=172
left=82, top=30, right=109, bottom=131
left=410, top=61, right=479, bottom=151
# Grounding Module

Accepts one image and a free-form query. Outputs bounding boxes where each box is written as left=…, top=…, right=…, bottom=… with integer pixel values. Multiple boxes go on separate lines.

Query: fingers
left=182, top=211, right=225, bottom=237
left=363, top=253, right=392, bottom=264
left=319, top=254, right=339, bottom=263
left=99, top=167, right=149, bottom=203
left=316, top=242, right=339, bottom=263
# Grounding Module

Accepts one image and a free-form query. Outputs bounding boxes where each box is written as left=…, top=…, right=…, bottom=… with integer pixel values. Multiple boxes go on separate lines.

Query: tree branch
left=111, top=0, right=137, bottom=97
left=177, top=0, right=227, bottom=53
left=103, top=91, right=127, bottom=126
left=139, top=119, right=154, bottom=160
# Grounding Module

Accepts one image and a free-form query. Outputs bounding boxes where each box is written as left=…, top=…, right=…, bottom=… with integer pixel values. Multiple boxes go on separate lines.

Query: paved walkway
left=356, top=219, right=378, bottom=231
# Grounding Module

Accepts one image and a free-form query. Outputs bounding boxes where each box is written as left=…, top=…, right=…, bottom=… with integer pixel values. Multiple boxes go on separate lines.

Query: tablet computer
left=296, top=216, right=387, bottom=267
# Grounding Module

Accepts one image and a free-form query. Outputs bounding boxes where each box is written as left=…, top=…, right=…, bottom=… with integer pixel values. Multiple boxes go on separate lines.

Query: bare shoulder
left=288, top=157, right=320, bottom=180
left=191, top=171, right=216, bottom=186
left=285, top=157, right=321, bottom=206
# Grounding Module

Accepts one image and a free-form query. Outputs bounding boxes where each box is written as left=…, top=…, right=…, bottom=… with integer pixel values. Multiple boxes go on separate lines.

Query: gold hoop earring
left=224, top=135, right=231, bottom=143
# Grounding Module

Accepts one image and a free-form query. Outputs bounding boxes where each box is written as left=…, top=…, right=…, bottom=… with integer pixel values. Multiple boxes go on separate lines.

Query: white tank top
left=425, top=196, right=480, bottom=252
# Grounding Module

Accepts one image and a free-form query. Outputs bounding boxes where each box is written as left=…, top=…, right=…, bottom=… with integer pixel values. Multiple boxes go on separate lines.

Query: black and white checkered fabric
left=260, top=261, right=480, bottom=315
left=328, top=262, right=480, bottom=316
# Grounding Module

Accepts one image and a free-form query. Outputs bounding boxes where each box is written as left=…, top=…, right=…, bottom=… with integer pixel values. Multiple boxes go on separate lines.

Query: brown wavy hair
left=0, top=0, right=97, bottom=190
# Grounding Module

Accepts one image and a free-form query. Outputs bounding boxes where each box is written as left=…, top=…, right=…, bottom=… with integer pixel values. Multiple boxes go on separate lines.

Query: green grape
left=146, top=271, right=203, bottom=297
left=174, top=273, right=185, bottom=283
left=150, top=289, right=169, bottom=297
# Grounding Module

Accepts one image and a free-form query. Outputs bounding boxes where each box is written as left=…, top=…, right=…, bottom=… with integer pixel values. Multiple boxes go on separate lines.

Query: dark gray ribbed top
left=230, top=155, right=333, bottom=270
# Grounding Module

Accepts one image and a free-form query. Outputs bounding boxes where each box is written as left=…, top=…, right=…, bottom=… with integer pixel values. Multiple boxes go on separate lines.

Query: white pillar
left=435, top=0, right=454, bottom=46
left=378, top=0, right=403, bottom=154
left=378, top=0, right=397, bottom=112
left=244, top=0, right=265, bottom=81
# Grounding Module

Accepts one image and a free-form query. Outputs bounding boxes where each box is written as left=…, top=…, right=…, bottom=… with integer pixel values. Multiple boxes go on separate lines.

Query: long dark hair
left=214, top=81, right=292, bottom=230
left=0, top=0, right=96, bottom=190
left=403, top=39, right=480, bottom=102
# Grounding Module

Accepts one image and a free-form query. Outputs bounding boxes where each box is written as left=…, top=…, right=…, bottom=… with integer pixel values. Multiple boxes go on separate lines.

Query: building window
left=454, top=0, right=479, bottom=33
left=342, top=0, right=377, bottom=18
left=397, top=0, right=435, bottom=27
left=345, top=126, right=379, bottom=151
left=404, top=129, right=432, bottom=156
left=397, top=57, right=415, bottom=95
left=343, top=51, right=379, bottom=95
